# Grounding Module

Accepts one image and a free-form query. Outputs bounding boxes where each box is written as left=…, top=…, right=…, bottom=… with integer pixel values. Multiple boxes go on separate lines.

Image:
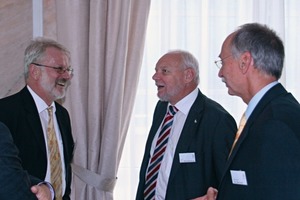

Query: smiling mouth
left=56, top=80, right=67, bottom=87
left=156, top=84, right=165, bottom=91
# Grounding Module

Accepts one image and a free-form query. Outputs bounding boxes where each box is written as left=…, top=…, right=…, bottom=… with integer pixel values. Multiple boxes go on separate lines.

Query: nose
left=152, top=71, right=159, bottom=80
left=218, top=68, right=223, bottom=78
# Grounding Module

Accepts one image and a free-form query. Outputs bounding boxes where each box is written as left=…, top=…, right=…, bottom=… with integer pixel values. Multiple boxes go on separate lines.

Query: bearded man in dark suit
left=0, top=37, right=74, bottom=200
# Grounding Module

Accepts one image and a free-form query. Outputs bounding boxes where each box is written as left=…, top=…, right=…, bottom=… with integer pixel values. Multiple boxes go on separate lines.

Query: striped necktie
left=47, top=106, right=63, bottom=200
left=144, top=105, right=178, bottom=200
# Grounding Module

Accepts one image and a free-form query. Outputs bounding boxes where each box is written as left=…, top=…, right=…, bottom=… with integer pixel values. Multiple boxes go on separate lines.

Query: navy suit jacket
left=136, top=90, right=236, bottom=199
left=0, top=121, right=40, bottom=200
left=0, top=87, right=74, bottom=200
left=217, top=83, right=300, bottom=200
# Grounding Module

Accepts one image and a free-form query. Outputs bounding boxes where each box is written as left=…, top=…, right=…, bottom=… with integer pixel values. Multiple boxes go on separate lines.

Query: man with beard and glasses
left=136, top=50, right=236, bottom=200
left=0, top=37, right=74, bottom=200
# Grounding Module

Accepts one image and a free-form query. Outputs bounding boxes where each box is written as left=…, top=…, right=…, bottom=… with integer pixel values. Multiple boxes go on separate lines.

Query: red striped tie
left=144, top=105, right=178, bottom=200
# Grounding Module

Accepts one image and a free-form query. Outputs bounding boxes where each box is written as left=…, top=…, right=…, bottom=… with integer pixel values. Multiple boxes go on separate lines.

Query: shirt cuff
left=37, top=181, right=55, bottom=200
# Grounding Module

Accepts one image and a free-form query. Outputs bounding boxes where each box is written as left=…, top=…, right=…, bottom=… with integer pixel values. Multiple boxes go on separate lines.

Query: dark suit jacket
left=217, top=83, right=300, bottom=200
left=0, top=87, right=74, bottom=200
left=0, top=121, right=39, bottom=200
left=136, top=90, right=237, bottom=200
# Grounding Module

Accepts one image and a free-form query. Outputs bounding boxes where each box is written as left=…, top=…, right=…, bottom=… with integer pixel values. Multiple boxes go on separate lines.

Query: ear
left=239, top=51, right=252, bottom=74
left=29, top=64, right=40, bottom=80
left=184, top=68, right=194, bottom=83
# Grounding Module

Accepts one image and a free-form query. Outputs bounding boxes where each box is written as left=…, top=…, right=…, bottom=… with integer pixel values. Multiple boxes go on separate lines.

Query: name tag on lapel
left=179, top=152, right=196, bottom=163
left=230, top=170, right=248, bottom=185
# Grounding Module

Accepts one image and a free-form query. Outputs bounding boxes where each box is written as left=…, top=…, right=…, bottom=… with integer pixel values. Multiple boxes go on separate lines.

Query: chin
left=226, top=88, right=233, bottom=95
left=53, top=91, right=66, bottom=100
left=158, top=95, right=169, bottom=102
left=228, top=91, right=234, bottom=96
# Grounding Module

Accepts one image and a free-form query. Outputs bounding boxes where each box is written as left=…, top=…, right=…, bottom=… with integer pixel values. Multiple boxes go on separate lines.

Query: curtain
left=54, top=0, right=151, bottom=199
left=114, top=0, right=300, bottom=199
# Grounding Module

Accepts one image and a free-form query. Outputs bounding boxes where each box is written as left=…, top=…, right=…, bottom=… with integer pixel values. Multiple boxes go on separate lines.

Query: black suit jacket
left=0, top=87, right=74, bottom=200
left=0, top=121, right=40, bottom=200
left=217, top=83, right=300, bottom=200
left=136, top=90, right=236, bottom=199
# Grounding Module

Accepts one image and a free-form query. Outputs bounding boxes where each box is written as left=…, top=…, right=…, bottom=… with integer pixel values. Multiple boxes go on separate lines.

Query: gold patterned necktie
left=228, top=113, right=247, bottom=158
left=47, top=106, right=63, bottom=200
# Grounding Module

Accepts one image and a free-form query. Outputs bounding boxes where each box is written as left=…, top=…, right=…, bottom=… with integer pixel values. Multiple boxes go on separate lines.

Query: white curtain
left=114, top=0, right=300, bottom=199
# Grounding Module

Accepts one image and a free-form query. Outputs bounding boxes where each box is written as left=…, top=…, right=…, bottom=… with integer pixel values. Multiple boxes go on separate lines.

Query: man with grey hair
left=136, top=50, right=236, bottom=200
left=197, top=23, right=300, bottom=200
left=0, top=37, right=74, bottom=200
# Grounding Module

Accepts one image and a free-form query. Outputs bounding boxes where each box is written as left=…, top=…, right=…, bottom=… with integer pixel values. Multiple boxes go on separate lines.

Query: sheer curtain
left=114, top=0, right=300, bottom=199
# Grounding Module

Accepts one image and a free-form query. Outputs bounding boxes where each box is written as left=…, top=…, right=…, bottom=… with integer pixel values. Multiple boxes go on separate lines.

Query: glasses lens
left=56, top=68, right=64, bottom=74
left=66, top=68, right=74, bottom=75
left=218, top=61, right=222, bottom=68
left=56, top=67, right=74, bottom=75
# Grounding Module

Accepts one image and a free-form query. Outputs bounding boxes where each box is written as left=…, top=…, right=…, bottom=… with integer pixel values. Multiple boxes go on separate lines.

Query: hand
left=31, top=184, right=52, bottom=200
left=206, top=187, right=218, bottom=200
left=191, top=187, right=218, bottom=200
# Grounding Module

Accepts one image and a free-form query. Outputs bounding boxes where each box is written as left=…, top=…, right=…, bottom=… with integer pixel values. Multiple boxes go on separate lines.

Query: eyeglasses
left=31, top=63, right=74, bottom=75
left=214, top=55, right=232, bottom=69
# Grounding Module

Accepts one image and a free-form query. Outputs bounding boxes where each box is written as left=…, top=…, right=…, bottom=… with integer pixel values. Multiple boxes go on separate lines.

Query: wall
left=0, top=0, right=57, bottom=98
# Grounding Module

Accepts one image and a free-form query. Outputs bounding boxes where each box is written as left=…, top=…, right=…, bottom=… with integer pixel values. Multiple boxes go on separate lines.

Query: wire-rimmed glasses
left=32, top=63, right=74, bottom=75
left=214, top=55, right=232, bottom=69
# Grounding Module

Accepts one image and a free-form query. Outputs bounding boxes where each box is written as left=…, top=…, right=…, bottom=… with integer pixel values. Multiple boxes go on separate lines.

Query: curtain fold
left=54, top=0, right=151, bottom=199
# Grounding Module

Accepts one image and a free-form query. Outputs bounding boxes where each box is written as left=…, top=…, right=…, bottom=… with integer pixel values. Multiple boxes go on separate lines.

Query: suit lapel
left=146, top=102, right=168, bottom=152
left=55, top=103, right=73, bottom=163
left=21, top=87, right=47, bottom=155
left=168, top=90, right=205, bottom=182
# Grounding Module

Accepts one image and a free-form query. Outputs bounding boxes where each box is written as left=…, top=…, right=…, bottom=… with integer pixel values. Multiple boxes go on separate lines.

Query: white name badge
left=179, top=152, right=196, bottom=163
left=230, top=170, right=248, bottom=185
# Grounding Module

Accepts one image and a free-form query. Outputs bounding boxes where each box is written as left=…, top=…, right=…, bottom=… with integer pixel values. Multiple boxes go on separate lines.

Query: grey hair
left=24, top=37, right=70, bottom=79
left=230, top=23, right=284, bottom=79
left=168, top=50, right=200, bottom=84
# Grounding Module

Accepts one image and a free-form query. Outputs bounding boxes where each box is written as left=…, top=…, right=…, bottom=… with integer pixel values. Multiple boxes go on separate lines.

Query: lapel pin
left=194, top=119, right=197, bottom=123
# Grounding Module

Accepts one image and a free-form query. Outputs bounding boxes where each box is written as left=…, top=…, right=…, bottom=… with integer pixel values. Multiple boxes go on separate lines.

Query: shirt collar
left=245, top=81, right=278, bottom=119
left=171, top=88, right=198, bottom=115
